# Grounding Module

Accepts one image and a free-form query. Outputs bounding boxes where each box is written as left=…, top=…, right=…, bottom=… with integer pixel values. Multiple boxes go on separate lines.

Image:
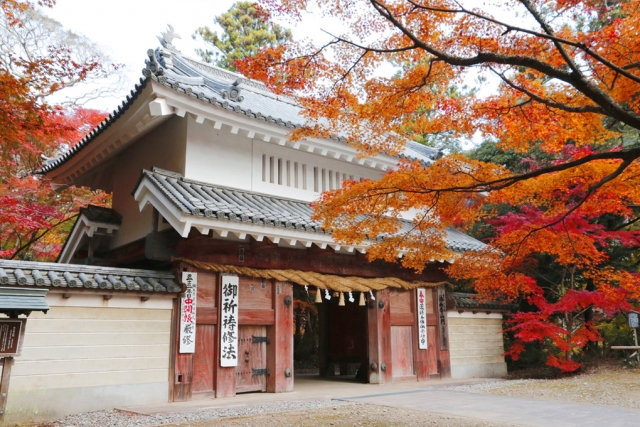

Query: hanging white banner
left=179, top=272, right=197, bottom=353
left=220, top=275, right=239, bottom=367
left=416, top=288, right=428, bottom=350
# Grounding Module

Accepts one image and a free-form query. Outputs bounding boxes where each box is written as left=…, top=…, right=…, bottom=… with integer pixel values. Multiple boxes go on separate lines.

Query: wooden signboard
left=220, top=275, right=239, bottom=367
left=416, top=288, right=428, bottom=349
left=0, top=319, right=26, bottom=357
left=437, top=286, right=449, bottom=351
left=629, top=311, right=638, bottom=329
left=179, top=272, right=197, bottom=353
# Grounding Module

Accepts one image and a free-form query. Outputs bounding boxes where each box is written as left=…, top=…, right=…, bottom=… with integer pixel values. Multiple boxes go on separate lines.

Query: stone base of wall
left=450, top=362, right=507, bottom=379
left=5, top=381, right=168, bottom=424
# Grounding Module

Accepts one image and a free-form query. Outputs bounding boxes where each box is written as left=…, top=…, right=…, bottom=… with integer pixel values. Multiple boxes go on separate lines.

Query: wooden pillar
left=267, top=281, right=294, bottom=392
left=0, top=356, right=14, bottom=421
left=170, top=263, right=195, bottom=402
left=435, top=286, right=451, bottom=378
left=317, top=300, right=331, bottom=377
left=367, top=289, right=391, bottom=384
left=215, top=273, right=236, bottom=398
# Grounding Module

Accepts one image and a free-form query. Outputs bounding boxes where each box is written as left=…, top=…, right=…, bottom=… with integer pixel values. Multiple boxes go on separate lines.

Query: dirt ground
left=480, top=362, right=640, bottom=409
left=158, top=403, right=520, bottom=427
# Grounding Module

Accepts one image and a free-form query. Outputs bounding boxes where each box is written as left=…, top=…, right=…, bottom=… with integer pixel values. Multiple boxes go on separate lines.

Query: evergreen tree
left=193, top=2, right=291, bottom=72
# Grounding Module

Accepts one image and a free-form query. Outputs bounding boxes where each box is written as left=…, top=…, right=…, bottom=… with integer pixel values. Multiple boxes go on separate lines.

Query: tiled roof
left=79, top=205, right=122, bottom=225
left=39, top=43, right=440, bottom=175
left=0, top=287, right=49, bottom=315
left=39, top=79, right=149, bottom=174
left=448, top=292, right=517, bottom=312
left=140, top=167, right=487, bottom=253
left=0, top=260, right=182, bottom=293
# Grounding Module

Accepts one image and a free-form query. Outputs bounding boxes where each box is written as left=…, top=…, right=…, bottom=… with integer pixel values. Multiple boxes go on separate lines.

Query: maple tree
left=0, top=0, right=111, bottom=260
left=237, top=0, right=640, bottom=371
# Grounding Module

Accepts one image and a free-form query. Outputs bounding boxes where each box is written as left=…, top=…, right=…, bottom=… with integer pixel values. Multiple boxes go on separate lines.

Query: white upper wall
left=184, top=114, right=384, bottom=202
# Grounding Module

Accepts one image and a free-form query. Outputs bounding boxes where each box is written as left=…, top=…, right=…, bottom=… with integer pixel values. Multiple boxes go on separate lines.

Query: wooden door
left=391, top=326, right=415, bottom=378
left=236, top=325, right=268, bottom=393
left=193, top=325, right=216, bottom=393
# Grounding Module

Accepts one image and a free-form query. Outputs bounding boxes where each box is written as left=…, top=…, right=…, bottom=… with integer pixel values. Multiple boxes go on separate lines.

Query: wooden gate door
left=236, top=326, right=268, bottom=393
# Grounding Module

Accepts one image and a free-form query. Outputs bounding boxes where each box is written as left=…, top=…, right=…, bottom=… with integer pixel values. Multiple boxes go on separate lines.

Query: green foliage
left=193, top=1, right=291, bottom=71
left=597, top=314, right=636, bottom=350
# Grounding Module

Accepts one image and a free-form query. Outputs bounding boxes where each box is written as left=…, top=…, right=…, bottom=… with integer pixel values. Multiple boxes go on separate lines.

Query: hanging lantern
left=325, top=289, right=331, bottom=300
left=338, top=292, right=345, bottom=306
left=315, top=288, right=322, bottom=303
left=359, top=292, right=366, bottom=306
left=348, top=292, right=355, bottom=303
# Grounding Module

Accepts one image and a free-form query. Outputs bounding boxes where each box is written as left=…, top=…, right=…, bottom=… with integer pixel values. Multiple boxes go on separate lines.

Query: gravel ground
left=26, top=401, right=520, bottom=427
left=157, top=403, right=521, bottom=427
left=23, top=364, right=640, bottom=427
left=31, top=401, right=352, bottom=427
left=446, top=364, right=640, bottom=410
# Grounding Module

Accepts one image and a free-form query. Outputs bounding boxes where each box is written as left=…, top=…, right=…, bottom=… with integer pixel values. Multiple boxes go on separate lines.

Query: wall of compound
left=447, top=312, right=507, bottom=379
left=4, top=291, right=174, bottom=424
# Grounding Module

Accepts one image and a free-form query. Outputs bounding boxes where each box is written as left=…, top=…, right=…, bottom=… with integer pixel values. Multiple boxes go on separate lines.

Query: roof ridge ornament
left=157, top=24, right=181, bottom=52
left=222, top=79, right=244, bottom=103
left=143, top=49, right=164, bottom=78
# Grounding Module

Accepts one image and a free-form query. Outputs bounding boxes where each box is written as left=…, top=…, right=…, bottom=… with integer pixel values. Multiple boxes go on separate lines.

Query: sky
left=42, top=0, right=512, bottom=149
left=45, top=0, right=343, bottom=111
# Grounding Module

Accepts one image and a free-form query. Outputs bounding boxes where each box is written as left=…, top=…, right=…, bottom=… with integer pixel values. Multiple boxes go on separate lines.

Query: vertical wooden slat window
left=303, top=164, right=308, bottom=190
left=314, top=167, right=319, bottom=192
left=269, top=156, right=275, bottom=184
left=286, top=160, right=291, bottom=186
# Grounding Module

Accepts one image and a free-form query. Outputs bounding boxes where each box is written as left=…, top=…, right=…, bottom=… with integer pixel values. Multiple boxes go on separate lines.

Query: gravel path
left=445, top=365, right=640, bottom=410
left=28, top=365, right=640, bottom=427
left=39, top=400, right=352, bottom=427
left=158, top=403, right=522, bottom=427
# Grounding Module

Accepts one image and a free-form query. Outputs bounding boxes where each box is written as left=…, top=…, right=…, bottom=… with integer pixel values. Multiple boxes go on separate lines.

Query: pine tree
left=193, top=2, right=291, bottom=72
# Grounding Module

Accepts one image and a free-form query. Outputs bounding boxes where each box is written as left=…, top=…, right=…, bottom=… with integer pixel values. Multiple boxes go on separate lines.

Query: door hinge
left=252, top=335, right=269, bottom=344
left=252, top=368, right=270, bottom=376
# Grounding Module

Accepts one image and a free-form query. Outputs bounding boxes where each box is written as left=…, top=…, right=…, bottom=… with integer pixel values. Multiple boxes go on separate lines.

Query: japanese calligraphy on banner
left=220, top=275, right=239, bottom=367
left=416, top=288, right=428, bottom=349
left=437, top=286, right=449, bottom=350
left=179, top=272, right=197, bottom=353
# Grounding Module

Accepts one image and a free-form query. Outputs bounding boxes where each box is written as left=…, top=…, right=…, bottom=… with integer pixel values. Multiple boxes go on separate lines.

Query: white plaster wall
left=251, top=140, right=383, bottom=201
left=110, top=116, right=187, bottom=248
left=447, top=312, right=508, bottom=379
left=184, top=116, right=253, bottom=191
left=184, top=117, right=384, bottom=202
left=5, top=291, right=174, bottom=423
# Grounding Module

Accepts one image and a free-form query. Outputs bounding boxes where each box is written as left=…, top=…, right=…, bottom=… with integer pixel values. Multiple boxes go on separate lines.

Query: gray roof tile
left=39, top=46, right=441, bottom=175
left=0, top=260, right=181, bottom=293
left=448, top=292, right=517, bottom=311
left=0, top=287, right=49, bottom=314
left=140, top=167, right=487, bottom=253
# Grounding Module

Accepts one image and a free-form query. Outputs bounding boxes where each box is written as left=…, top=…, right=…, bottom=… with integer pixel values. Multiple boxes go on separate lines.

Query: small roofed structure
left=0, top=287, right=49, bottom=318
left=57, top=205, right=122, bottom=264
left=446, top=292, right=516, bottom=379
